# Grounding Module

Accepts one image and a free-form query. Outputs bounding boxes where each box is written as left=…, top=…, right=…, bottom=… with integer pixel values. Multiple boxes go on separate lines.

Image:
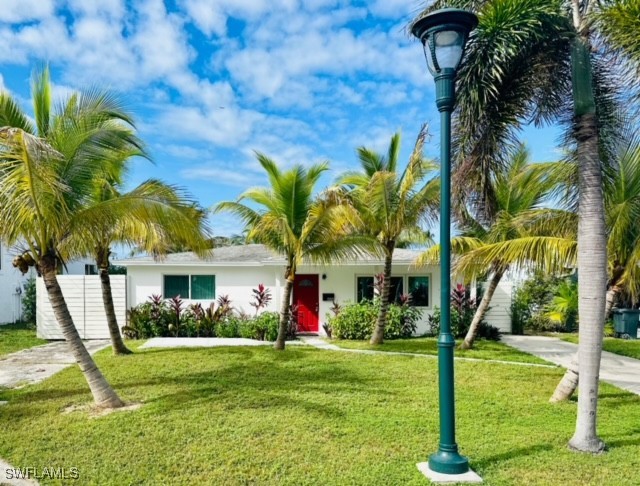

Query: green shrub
left=215, top=316, right=242, bottom=338
left=328, top=301, right=378, bottom=340
left=21, top=277, right=36, bottom=324
left=426, top=306, right=500, bottom=341
left=328, top=300, right=421, bottom=340
left=386, top=305, right=421, bottom=339
left=239, top=312, right=280, bottom=341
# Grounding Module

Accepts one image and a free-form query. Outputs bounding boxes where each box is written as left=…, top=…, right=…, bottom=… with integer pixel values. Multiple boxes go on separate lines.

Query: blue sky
left=0, top=0, right=561, bottom=238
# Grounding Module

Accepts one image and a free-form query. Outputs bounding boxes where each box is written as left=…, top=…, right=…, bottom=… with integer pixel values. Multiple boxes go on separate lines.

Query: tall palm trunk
left=605, top=285, right=621, bottom=319
left=40, top=255, right=124, bottom=409
left=275, top=266, right=294, bottom=350
left=460, top=264, right=505, bottom=350
left=566, top=35, right=607, bottom=453
left=97, top=249, right=131, bottom=355
left=550, top=356, right=579, bottom=403
left=370, top=242, right=394, bottom=345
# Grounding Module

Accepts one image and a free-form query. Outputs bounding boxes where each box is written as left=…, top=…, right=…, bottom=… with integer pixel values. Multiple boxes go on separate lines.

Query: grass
left=560, top=334, right=640, bottom=360
left=2, top=343, right=640, bottom=485
left=331, top=337, right=550, bottom=365
left=0, top=322, right=46, bottom=358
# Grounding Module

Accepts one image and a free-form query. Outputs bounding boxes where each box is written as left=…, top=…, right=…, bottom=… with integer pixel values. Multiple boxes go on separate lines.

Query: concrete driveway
left=501, top=335, right=640, bottom=396
left=0, top=340, right=110, bottom=389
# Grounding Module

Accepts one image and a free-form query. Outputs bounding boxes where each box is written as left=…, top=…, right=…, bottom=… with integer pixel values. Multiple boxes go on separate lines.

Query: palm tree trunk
left=550, top=356, right=579, bottom=403
left=605, top=286, right=620, bottom=319
left=40, top=256, right=124, bottom=409
left=460, top=265, right=505, bottom=350
left=566, top=35, right=607, bottom=453
left=98, top=257, right=132, bottom=355
left=370, top=244, right=394, bottom=345
left=275, top=270, right=294, bottom=350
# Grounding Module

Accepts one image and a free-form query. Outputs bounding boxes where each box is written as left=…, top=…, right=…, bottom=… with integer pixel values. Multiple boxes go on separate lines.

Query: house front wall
left=0, top=243, right=35, bottom=324
left=126, top=262, right=442, bottom=336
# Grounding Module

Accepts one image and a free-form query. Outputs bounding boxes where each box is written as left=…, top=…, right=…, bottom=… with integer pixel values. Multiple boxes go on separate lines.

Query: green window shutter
left=164, top=275, right=190, bottom=299
left=191, top=275, right=215, bottom=300
left=408, top=276, right=429, bottom=307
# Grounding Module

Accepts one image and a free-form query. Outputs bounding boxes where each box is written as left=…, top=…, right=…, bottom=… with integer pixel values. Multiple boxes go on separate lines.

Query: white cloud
left=65, top=0, right=126, bottom=19
left=179, top=0, right=298, bottom=37
left=181, top=166, right=261, bottom=187
left=368, top=0, right=424, bottom=19
left=152, top=104, right=264, bottom=147
left=0, top=0, right=55, bottom=23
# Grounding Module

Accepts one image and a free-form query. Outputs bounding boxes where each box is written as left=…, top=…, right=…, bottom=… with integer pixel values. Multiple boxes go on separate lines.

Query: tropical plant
left=546, top=278, right=579, bottom=332
left=0, top=68, right=137, bottom=408
left=413, top=0, right=639, bottom=452
left=250, top=283, right=272, bottom=316
left=338, top=127, right=439, bottom=344
left=418, top=145, right=575, bottom=349
left=327, top=300, right=421, bottom=340
left=215, top=154, right=378, bottom=350
left=603, top=134, right=640, bottom=313
left=21, top=277, right=36, bottom=324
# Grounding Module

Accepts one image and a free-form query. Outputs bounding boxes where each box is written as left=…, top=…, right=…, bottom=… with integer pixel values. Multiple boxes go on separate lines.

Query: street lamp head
left=411, top=8, right=478, bottom=76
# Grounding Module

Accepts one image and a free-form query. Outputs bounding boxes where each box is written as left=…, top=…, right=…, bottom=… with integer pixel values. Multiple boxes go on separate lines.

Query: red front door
left=293, top=274, right=319, bottom=333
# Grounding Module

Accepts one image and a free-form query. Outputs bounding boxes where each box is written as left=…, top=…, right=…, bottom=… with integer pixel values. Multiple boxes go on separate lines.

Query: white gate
left=36, top=275, right=126, bottom=339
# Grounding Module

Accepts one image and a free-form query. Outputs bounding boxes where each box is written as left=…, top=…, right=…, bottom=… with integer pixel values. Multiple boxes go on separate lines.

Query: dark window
left=84, top=264, right=98, bottom=275
left=356, top=276, right=374, bottom=302
left=164, top=275, right=190, bottom=299
left=408, top=276, right=430, bottom=307
left=191, top=275, right=215, bottom=299
left=389, top=276, right=404, bottom=304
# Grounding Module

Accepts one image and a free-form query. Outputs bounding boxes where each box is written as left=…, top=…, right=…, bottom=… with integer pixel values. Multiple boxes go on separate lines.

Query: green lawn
left=331, top=337, right=550, bottom=365
left=1, top=343, right=639, bottom=485
left=561, top=335, right=640, bottom=360
left=0, top=322, right=45, bottom=358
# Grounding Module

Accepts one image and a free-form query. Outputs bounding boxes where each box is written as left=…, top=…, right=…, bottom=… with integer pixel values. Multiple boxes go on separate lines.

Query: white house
left=0, top=243, right=33, bottom=324
left=114, top=244, right=513, bottom=336
left=0, top=242, right=95, bottom=324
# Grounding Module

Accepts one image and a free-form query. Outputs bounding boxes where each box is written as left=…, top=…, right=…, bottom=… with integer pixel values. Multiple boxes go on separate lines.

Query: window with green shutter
left=164, top=275, right=190, bottom=299
left=191, top=275, right=215, bottom=300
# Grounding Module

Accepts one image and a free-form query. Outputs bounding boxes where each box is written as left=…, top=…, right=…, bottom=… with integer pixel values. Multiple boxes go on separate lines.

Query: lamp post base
left=417, top=462, right=483, bottom=484
left=428, top=450, right=469, bottom=475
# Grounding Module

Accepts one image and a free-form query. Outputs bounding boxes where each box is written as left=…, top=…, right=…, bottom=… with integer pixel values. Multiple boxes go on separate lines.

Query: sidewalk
left=501, top=335, right=640, bottom=396
left=0, top=340, right=110, bottom=389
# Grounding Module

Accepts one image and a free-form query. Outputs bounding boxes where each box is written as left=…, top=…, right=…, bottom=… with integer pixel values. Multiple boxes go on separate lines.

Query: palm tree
left=69, top=168, right=212, bottom=355
left=0, top=68, right=143, bottom=408
left=603, top=134, right=640, bottom=313
left=412, top=0, right=638, bottom=453
left=338, top=128, right=439, bottom=344
left=214, top=154, right=378, bottom=350
left=418, top=145, right=576, bottom=349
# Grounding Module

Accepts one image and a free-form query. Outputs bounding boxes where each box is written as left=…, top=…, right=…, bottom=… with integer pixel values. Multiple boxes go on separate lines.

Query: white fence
left=36, top=275, right=126, bottom=339
left=483, top=280, right=513, bottom=333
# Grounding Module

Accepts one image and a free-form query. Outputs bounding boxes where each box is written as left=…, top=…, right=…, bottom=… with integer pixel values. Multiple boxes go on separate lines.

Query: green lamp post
left=411, top=8, right=478, bottom=476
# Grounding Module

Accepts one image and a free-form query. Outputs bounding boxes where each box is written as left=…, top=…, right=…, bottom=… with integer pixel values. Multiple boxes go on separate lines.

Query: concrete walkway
left=300, top=336, right=557, bottom=368
left=0, top=340, right=110, bottom=389
left=502, top=335, right=640, bottom=396
left=140, top=337, right=304, bottom=348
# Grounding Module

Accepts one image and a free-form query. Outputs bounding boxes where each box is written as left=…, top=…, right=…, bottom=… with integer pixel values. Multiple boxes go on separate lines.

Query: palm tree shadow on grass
left=472, top=444, right=553, bottom=470
left=9, top=347, right=394, bottom=419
